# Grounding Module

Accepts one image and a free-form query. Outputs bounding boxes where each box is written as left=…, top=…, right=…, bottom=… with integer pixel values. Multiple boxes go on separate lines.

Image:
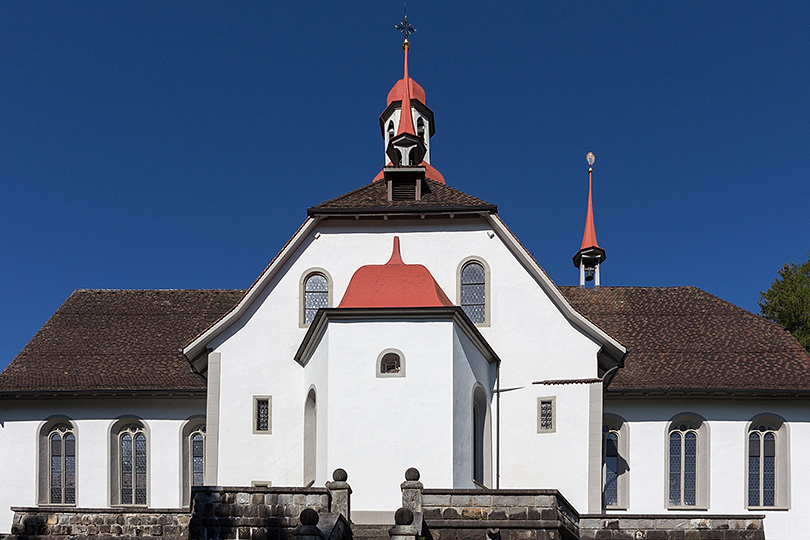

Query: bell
left=585, top=268, right=595, bottom=282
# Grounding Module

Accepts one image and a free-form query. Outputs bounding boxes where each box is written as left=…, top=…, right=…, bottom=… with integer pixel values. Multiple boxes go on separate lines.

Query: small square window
left=537, top=397, right=556, bottom=433
left=253, top=396, right=272, bottom=434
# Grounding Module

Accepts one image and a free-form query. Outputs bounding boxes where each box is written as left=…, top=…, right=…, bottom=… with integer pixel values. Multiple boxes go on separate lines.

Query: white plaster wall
left=210, top=217, right=603, bottom=512
left=498, top=382, right=594, bottom=509
left=325, top=320, right=455, bottom=513
left=606, top=398, right=810, bottom=540
left=0, top=397, right=204, bottom=532
left=452, top=326, right=497, bottom=488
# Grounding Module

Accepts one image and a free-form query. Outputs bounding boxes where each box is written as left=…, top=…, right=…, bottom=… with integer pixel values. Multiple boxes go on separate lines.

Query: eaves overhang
left=182, top=217, right=321, bottom=361
left=483, top=214, right=627, bottom=369
left=307, top=206, right=497, bottom=218
left=0, top=388, right=206, bottom=400
left=294, top=306, right=501, bottom=367
left=605, top=388, right=810, bottom=399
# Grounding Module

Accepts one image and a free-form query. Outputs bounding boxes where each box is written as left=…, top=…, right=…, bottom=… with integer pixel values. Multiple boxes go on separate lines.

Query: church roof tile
left=0, top=289, right=245, bottom=394
left=308, top=178, right=496, bottom=216
left=560, top=286, right=810, bottom=394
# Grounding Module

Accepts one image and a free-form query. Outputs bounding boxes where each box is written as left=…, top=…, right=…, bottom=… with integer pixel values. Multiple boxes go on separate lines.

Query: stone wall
left=420, top=489, right=579, bottom=540
left=189, top=486, right=331, bottom=540
left=579, top=515, right=765, bottom=540
left=7, top=507, right=190, bottom=539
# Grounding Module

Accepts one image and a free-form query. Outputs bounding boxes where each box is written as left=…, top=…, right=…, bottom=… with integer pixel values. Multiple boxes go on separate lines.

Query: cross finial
left=395, top=5, right=416, bottom=42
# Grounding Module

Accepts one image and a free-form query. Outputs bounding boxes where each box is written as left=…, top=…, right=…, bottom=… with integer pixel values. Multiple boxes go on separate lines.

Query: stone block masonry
left=7, top=507, right=191, bottom=539
left=579, top=515, right=765, bottom=540
left=420, top=488, right=580, bottom=540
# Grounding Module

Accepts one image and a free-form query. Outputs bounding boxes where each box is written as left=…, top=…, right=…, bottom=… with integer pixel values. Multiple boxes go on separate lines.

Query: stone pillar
left=327, top=468, right=352, bottom=521
left=294, top=509, right=324, bottom=540
left=389, top=508, right=418, bottom=540
left=400, top=467, right=423, bottom=513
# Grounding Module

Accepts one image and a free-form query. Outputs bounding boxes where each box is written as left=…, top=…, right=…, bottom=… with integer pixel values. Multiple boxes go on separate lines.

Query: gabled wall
left=208, top=215, right=606, bottom=515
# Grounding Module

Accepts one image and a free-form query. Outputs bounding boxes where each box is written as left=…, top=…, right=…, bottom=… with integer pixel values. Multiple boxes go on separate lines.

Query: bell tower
left=573, top=152, right=606, bottom=287
left=374, top=11, right=444, bottom=185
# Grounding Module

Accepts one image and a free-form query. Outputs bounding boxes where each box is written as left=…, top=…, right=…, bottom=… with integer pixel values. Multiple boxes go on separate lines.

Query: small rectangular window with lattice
left=254, top=396, right=272, bottom=434
left=537, top=397, right=555, bottom=433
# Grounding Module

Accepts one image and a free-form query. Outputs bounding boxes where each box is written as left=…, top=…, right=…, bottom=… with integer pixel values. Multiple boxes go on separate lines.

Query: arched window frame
left=746, top=414, right=790, bottom=509
left=303, top=388, right=317, bottom=486
left=457, top=257, right=491, bottom=326
left=666, top=413, right=709, bottom=509
left=603, top=414, right=629, bottom=510
left=386, top=120, right=395, bottom=148
left=109, top=417, right=149, bottom=507
left=299, top=268, right=333, bottom=328
left=180, top=416, right=206, bottom=506
left=38, top=416, right=78, bottom=506
left=471, top=385, right=492, bottom=487
left=376, top=348, right=406, bottom=378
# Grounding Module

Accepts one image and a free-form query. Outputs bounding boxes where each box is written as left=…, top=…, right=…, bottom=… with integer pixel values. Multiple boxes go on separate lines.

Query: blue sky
left=2, top=2, right=809, bottom=370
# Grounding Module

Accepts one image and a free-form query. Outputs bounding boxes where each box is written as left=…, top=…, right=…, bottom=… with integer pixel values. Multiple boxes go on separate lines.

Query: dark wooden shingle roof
left=0, top=289, right=245, bottom=394
left=308, top=179, right=496, bottom=215
left=5, top=285, right=807, bottom=396
left=560, top=286, right=810, bottom=394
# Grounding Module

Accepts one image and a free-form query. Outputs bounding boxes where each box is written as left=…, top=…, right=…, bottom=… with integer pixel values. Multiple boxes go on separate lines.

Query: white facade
left=0, top=397, right=205, bottom=528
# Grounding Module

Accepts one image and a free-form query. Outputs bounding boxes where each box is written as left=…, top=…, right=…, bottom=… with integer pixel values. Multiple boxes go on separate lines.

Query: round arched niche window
left=377, top=349, right=406, bottom=378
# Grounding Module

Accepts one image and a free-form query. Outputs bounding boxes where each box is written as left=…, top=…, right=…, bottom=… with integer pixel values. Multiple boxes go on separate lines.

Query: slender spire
left=573, top=152, right=606, bottom=287
left=396, top=38, right=415, bottom=135
left=580, top=154, right=601, bottom=251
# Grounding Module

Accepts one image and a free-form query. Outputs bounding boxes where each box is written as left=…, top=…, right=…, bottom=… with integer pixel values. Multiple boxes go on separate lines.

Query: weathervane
left=395, top=5, right=416, bottom=42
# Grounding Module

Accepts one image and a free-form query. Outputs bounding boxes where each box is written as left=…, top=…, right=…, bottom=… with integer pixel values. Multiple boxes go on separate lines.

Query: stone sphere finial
left=394, top=507, right=414, bottom=526
left=332, top=468, right=348, bottom=482
left=404, top=467, right=420, bottom=481
left=300, top=508, right=319, bottom=526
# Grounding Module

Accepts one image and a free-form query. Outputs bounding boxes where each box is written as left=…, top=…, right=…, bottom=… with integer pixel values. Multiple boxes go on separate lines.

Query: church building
left=1, top=21, right=809, bottom=540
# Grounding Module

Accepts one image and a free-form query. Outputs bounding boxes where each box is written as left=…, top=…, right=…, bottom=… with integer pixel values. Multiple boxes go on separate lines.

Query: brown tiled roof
left=308, top=178, right=496, bottom=215
left=0, top=289, right=245, bottom=394
left=560, top=286, right=810, bottom=394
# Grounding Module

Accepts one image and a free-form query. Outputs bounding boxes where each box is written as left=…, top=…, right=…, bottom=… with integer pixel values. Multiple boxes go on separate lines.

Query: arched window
left=377, top=349, right=406, bottom=378
left=191, top=429, right=205, bottom=487
left=181, top=418, right=206, bottom=505
left=49, top=425, right=76, bottom=504
left=459, top=259, right=488, bottom=325
left=387, top=121, right=395, bottom=143
left=301, top=270, right=332, bottom=326
left=747, top=415, right=789, bottom=509
left=605, top=431, right=619, bottom=505
left=472, top=386, right=491, bottom=487
left=38, top=417, right=77, bottom=506
left=669, top=425, right=697, bottom=506
left=110, top=418, right=148, bottom=506
left=666, top=414, right=709, bottom=508
left=120, top=425, right=147, bottom=505
left=304, top=389, right=317, bottom=486
left=416, top=117, right=425, bottom=143
left=603, top=414, right=628, bottom=510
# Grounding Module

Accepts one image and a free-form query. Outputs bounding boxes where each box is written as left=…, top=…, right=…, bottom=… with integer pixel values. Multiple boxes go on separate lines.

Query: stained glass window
left=749, top=426, right=776, bottom=507
left=540, top=400, right=553, bottom=431
left=191, top=429, right=205, bottom=487
left=304, top=274, right=329, bottom=325
left=120, top=425, right=147, bottom=505
left=604, top=430, right=619, bottom=506
left=669, top=426, right=698, bottom=506
left=49, top=426, right=76, bottom=504
left=256, top=398, right=270, bottom=432
left=461, top=262, right=486, bottom=324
